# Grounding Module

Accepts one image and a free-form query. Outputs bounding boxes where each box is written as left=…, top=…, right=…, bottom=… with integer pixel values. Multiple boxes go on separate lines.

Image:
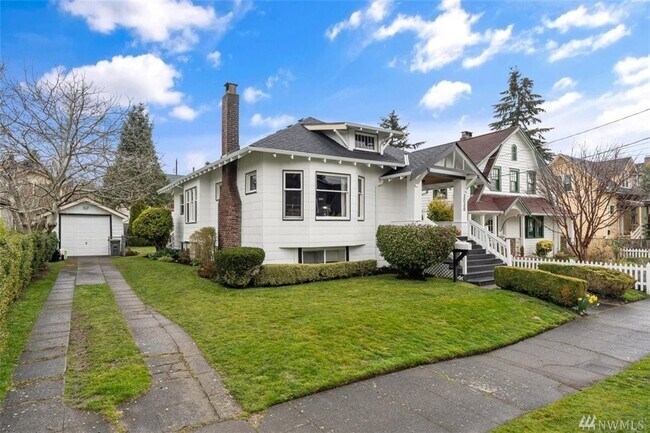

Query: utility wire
left=545, top=108, right=650, bottom=145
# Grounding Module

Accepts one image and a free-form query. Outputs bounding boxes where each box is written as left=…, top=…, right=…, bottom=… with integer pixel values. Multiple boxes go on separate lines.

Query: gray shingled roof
left=384, top=143, right=454, bottom=178
left=249, top=117, right=406, bottom=166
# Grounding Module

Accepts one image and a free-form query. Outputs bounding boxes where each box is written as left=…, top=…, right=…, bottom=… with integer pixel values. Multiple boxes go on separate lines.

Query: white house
left=56, top=198, right=127, bottom=256
left=160, top=83, right=491, bottom=265
left=458, top=128, right=562, bottom=255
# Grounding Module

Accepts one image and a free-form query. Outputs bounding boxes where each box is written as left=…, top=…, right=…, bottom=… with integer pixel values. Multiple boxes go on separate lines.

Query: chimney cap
left=224, top=82, right=238, bottom=94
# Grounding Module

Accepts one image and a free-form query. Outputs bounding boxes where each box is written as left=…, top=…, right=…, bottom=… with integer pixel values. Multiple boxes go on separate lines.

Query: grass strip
left=65, top=283, right=150, bottom=426
left=493, top=356, right=650, bottom=432
left=0, top=262, right=64, bottom=403
left=114, top=256, right=575, bottom=413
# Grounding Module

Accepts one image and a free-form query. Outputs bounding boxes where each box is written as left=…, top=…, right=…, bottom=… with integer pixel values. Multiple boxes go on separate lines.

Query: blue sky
left=2, top=0, right=649, bottom=174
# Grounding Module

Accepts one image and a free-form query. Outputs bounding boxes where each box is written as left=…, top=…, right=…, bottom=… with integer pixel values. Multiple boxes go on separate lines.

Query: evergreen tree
left=379, top=110, right=425, bottom=150
left=489, top=67, right=553, bottom=161
left=103, top=103, right=169, bottom=209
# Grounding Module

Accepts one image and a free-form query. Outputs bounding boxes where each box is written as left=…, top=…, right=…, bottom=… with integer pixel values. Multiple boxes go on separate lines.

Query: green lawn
left=113, top=257, right=575, bottom=413
left=128, top=246, right=155, bottom=256
left=621, top=289, right=647, bottom=303
left=493, top=356, right=650, bottom=433
left=65, top=284, right=150, bottom=426
left=0, top=261, right=64, bottom=403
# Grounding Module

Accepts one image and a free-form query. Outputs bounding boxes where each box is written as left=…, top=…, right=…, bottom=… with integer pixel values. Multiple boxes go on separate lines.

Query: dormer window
left=355, top=133, right=377, bottom=152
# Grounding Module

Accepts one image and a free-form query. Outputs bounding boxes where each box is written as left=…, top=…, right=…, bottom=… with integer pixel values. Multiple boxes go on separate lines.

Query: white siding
left=481, top=132, right=541, bottom=196
left=171, top=170, right=222, bottom=246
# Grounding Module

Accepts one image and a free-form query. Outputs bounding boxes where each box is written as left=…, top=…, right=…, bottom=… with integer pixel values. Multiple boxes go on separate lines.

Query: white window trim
left=354, top=132, right=377, bottom=152
left=179, top=193, right=184, bottom=216
left=283, top=170, right=303, bottom=221
left=357, top=176, right=365, bottom=221
left=245, top=171, right=257, bottom=194
left=215, top=182, right=221, bottom=201
left=184, top=187, right=197, bottom=224
left=315, top=172, right=350, bottom=220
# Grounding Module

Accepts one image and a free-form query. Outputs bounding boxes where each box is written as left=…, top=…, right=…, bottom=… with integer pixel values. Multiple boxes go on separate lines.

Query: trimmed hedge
left=376, top=224, right=456, bottom=279
left=494, top=266, right=587, bottom=307
left=538, top=264, right=635, bottom=299
left=1, top=230, right=57, bottom=349
left=254, top=260, right=377, bottom=287
left=214, top=247, right=265, bottom=288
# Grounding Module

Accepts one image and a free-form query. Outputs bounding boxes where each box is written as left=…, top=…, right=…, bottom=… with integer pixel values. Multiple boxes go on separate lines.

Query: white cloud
left=548, top=24, right=629, bottom=62
left=374, top=0, right=519, bottom=72
left=206, top=51, right=222, bottom=68
left=543, top=91, right=583, bottom=113
left=614, top=55, right=650, bottom=86
left=552, top=77, right=577, bottom=91
left=250, top=113, right=296, bottom=129
left=243, top=87, right=270, bottom=104
left=326, top=0, right=392, bottom=40
left=265, top=69, right=295, bottom=89
left=41, top=54, right=183, bottom=107
left=462, top=25, right=513, bottom=68
left=419, top=80, right=471, bottom=111
left=170, top=104, right=199, bottom=121
left=59, top=0, right=234, bottom=53
left=542, top=3, right=626, bottom=33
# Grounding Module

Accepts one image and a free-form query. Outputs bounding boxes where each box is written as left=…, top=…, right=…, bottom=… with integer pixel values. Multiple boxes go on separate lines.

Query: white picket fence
left=511, top=256, right=650, bottom=294
left=621, top=248, right=650, bottom=259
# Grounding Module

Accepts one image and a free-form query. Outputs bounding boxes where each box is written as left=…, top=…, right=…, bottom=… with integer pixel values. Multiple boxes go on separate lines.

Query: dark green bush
left=376, top=224, right=456, bottom=279
left=214, top=247, right=265, bottom=288
left=538, top=264, right=635, bottom=299
left=254, top=260, right=377, bottom=287
left=131, top=207, right=172, bottom=251
left=494, top=266, right=586, bottom=307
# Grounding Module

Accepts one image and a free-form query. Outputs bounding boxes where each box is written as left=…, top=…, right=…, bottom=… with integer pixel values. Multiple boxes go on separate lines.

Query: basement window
left=301, top=247, right=348, bottom=264
left=355, top=133, right=377, bottom=151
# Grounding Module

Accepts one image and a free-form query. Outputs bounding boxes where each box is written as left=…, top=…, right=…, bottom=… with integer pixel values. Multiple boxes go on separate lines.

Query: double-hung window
left=512, top=145, right=518, bottom=161
left=357, top=176, right=365, bottom=220
left=527, top=171, right=537, bottom=194
left=490, top=167, right=501, bottom=191
left=525, top=216, right=544, bottom=238
left=316, top=172, right=349, bottom=219
left=283, top=171, right=303, bottom=220
left=563, top=174, right=573, bottom=191
left=509, top=169, right=520, bottom=193
left=179, top=193, right=185, bottom=216
left=184, top=187, right=197, bottom=223
left=245, top=171, right=257, bottom=194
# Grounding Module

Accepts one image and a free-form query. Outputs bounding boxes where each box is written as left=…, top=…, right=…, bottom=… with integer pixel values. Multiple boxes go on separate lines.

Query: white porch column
left=493, top=215, right=499, bottom=235
left=453, top=178, right=468, bottom=236
left=520, top=214, right=526, bottom=256
left=479, top=214, right=485, bottom=226
left=406, top=178, right=423, bottom=221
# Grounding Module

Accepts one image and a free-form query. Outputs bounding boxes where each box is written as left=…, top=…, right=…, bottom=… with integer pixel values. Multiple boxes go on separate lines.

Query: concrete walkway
left=0, top=263, right=110, bottom=433
left=254, top=299, right=650, bottom=433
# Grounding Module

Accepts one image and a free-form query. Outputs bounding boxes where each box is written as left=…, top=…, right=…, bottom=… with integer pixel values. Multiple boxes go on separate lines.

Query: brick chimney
left=460, top=131, right=473, bottom=140
left=218, top=82, right=242, bottom=249
left=222, top=82, right=239, bottom=155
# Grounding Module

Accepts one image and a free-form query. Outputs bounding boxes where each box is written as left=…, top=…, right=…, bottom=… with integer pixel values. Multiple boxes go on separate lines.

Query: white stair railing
left=468, top=220, right=512, bottom=265
left=631, top=224, right=644, bottom=239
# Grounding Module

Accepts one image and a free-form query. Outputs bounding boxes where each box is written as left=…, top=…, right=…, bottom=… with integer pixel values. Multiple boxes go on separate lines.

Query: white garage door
left=60, top=214, right=111, bottom=256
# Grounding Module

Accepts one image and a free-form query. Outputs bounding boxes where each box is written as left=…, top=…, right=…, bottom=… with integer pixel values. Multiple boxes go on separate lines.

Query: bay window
left=357, top=176, right=365, bottom=220
left=283, top=171, right=303, bottom=220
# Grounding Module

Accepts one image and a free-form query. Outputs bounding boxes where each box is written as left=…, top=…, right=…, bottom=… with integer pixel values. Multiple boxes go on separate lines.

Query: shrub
left=587, top=240, right=614, bottom=262
left=536, top=240, right=553, bottom=257
left=538, top=264, right=635, bottom=299
left=147, top=248, right=180, bottom=261
left=124, top=249, right=138, bottom=257
left=376, top=224, right=456, bottom=279
left=189, top=227, right=216, bottom=266
left=254, top=260, right=377, bottom=287
left=214, top=247, right=265, bottom=288
left=131, top=207, right=172, bottom=251
left=494, top=266, right=586, bottom=307
left=427, top=199, right=453, bottom=222
left=128, top=199, right=148, bottom=236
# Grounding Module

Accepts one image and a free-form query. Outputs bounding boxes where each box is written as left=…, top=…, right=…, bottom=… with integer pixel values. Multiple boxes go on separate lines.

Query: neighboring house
left=160, top=83, right=490, bottom=265
left=550, top=155, right=647, bottom=239
left=53, top=198, right=127, bottom=256
left=422, top=128, right=563, bottom=256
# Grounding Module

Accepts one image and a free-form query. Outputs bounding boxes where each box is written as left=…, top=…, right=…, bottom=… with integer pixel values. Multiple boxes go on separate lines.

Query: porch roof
left=468, top=193, right=556, bottom=216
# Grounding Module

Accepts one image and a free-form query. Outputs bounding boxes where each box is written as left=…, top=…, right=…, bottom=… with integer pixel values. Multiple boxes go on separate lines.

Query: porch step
left=464, top=276, right=496, bottom=286
left=452, top=236, right=507, bottom=287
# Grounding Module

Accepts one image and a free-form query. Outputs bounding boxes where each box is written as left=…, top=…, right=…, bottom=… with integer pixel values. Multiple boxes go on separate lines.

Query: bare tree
left=539, top=145, right=638, bottom=261
left=0, top=67, right=126, bottom=232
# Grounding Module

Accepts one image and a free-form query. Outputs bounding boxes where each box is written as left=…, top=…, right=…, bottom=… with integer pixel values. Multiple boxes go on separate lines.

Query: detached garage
left=57, top=198, right=127, bottom=256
